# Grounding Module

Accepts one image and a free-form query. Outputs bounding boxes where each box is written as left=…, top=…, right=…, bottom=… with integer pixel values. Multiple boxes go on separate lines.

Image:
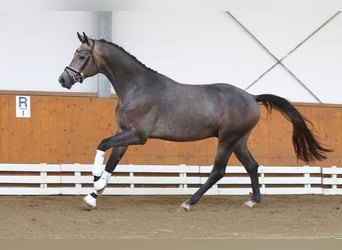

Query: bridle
left=64, top=40, right=97, bottom=84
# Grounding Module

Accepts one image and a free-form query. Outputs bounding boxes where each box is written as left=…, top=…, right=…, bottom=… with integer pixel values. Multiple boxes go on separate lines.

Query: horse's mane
left=98, top=39, right=158, bottom=73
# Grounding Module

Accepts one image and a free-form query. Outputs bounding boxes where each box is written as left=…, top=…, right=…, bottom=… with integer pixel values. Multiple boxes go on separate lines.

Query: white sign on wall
left=16, top=96, right=31, bottom=118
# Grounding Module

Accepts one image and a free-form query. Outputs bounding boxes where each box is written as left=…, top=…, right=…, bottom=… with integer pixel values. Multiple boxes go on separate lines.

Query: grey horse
left=59, top=33, right=331, bottom=211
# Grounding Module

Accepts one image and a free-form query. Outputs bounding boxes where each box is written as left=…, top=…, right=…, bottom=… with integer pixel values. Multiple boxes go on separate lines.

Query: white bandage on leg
left=94, top=150, right=105, bottom=165
left=92, top=164, right=104, bottom=177
left=94, top=171, right=111, bottom=193
left=92, top=150, right=105, bottom=176
left=102, top=170, right=112, bottom=180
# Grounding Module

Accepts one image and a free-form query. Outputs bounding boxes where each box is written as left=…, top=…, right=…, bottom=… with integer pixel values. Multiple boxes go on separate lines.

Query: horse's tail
left=254, top=94, right=332, bottom=163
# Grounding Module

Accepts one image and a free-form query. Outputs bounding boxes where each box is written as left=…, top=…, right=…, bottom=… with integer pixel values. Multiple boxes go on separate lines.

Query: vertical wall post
left=97, top=11, right=112, bottom=98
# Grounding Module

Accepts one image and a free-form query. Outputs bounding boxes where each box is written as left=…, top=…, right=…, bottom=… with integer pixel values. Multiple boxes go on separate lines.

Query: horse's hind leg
left=83, top=146, right=128, bottom=210
left=234, top=137, right=260, bottom=208
left=181, top=140, right=234, bottom=211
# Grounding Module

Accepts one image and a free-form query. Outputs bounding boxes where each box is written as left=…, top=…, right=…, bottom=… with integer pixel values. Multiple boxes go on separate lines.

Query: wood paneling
left=0, top=92, right=340, bottom=167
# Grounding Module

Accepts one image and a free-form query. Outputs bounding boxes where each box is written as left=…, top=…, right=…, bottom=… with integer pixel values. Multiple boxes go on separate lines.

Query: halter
left=64, top=40, right=96, bottom=84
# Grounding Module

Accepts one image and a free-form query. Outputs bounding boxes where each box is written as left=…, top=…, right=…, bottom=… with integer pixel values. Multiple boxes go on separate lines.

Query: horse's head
left=59, top=32, right=99, bottom=89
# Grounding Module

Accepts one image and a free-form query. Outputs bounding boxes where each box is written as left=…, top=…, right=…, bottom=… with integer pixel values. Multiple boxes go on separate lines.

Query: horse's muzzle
left=58, top=71, right=75, bottom=89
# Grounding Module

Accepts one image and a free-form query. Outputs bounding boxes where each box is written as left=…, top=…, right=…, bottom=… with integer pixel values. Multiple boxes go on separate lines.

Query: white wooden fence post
left=332, top=166, right=337, bottom=191
left=129, top=164, right=134, bottom=191
left=40, top=163, right=47, bottom=190
left=74, top=163, right=82, bottom=193
left=259, top=165, right=266, bottom=193
left=179, top=164, right=187, bottom=189
left=304, top=165, right=311, bottom=190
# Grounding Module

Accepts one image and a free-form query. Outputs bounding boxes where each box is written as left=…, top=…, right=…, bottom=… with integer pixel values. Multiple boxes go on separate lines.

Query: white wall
left=112, top=11, right=342, bottom=104
left=0, top=11, right=98, bottom=93
left=0, top=10, right=341, bottom=104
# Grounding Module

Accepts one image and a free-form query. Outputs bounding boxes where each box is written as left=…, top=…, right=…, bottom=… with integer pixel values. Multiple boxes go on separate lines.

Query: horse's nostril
left=59, top=76, right=65, bottom=85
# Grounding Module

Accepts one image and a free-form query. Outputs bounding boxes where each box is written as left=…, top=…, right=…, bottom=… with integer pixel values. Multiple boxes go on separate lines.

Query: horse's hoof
left=94, top=178, right=108, bottom=194
left=243, top=200, right=257, bottom=208
left=83, top=194, right=96, bottom=210
left=178, top=202, right=191, bottom=212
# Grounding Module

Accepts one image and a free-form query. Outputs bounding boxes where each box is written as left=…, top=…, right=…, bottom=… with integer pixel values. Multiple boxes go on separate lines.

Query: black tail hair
left=255, top=94, right=332, bottom=163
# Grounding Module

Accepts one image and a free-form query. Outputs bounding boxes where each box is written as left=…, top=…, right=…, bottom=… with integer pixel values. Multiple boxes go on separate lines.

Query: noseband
left=64, top=40, right=96, bottom=83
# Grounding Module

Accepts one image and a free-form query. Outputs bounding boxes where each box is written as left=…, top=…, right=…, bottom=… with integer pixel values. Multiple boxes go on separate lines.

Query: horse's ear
left=82, top=32, right=90, bottom=46
left=77, top=32, right=85, bottom=43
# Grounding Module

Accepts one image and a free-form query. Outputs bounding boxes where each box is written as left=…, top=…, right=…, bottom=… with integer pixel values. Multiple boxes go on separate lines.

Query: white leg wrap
left=92, top=150, right=105, bottom=176
left=83, top=193, right=97, bottom=210
left=94, top=171, right=111, bottom=194
left=102, top=170, right=112, bottom=180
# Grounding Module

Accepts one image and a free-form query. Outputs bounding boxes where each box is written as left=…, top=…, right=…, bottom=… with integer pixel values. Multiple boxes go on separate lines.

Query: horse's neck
left=100, top=44, right=155, bottom=98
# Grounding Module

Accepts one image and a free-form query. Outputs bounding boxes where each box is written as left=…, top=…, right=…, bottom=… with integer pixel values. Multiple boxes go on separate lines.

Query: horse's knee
left=245, top=162, right=259, bottom=176
left=210, top=168, right=226, bottom=182
left=97, top=139, right=111, bottom=151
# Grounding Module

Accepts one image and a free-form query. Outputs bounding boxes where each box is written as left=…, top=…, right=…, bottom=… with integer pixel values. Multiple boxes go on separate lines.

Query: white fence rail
left=323, top=166, right=342, bottom=195
left=0, top=164, right=340, bottom=195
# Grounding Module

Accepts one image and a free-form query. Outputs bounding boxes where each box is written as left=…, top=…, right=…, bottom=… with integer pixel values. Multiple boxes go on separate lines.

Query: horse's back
left=149, top=81, right=260, bottom=141
left=166, top=82, right=260, bottom=120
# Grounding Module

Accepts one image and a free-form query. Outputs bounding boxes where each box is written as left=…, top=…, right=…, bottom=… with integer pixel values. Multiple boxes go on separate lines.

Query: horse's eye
left=79, top=55, right=86, bottom=60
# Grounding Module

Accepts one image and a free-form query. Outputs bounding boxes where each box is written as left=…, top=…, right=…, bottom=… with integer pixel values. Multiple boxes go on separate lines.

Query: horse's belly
left=150, top=120, right=218, bottom=142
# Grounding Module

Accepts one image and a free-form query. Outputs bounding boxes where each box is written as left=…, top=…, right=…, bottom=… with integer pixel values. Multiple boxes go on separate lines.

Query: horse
left=59, top=32, right=331, bottom=211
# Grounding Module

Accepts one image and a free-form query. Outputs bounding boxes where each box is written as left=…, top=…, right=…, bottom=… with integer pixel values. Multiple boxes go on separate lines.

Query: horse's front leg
left=94, top=146, right=128, bottom=194
left=83, top=129, right=146, bottom=210
left=83, top=146, right=128, bottom=209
